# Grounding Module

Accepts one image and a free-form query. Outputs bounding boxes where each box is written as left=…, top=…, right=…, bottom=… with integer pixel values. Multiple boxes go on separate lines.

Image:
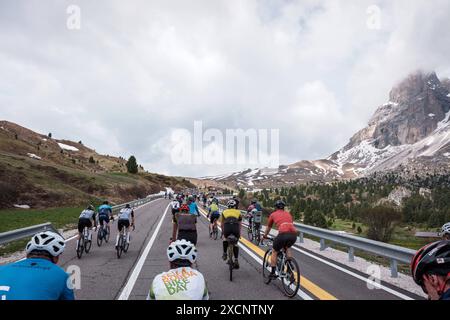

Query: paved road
left=56, top=199, right=423, bottom=300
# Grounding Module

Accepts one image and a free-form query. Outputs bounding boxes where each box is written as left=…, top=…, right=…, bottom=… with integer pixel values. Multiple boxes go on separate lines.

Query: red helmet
left=411, top=240, right=450, bottom=286
left=180, top=204, right=189, bottom=212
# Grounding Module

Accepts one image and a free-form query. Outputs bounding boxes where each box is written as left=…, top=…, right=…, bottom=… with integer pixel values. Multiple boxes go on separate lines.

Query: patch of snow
left=447, top=93, right=450, bottom=98
left=58, top=142, right=79, bottom=152
left=428, top=113, right=435, bottom=118
left=444, top=152, right=450, bottom=158
left=27, top=153, right=41, bottom=160
left=41, top=138, right=47, bottom=141
left=14, top=204, right=30, bottom=209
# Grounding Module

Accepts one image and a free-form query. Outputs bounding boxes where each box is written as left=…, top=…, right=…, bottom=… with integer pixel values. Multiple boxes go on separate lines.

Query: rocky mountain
left=0, top=121, right=193, bottom=208
left=203, top=71, right=450, bottom=189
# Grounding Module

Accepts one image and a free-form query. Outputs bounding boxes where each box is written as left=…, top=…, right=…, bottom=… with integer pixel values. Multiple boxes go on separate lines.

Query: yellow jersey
left=220, top=209, right=242, bottom=223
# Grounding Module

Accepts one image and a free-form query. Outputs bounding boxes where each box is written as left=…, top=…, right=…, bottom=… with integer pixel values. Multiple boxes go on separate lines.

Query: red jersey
left=267, top=210, right=297, bottom=234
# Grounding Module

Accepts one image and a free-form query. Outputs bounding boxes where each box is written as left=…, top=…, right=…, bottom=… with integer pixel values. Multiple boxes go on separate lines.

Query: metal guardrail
left=0, top=193, right=164, bottom=246
left=0, top=223, right=59, bottom=246
left=217, top=202, right=416, bottom=278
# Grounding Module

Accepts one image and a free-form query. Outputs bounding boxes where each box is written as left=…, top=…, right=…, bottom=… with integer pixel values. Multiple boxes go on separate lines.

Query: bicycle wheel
left=247, top=224, right=253, bottom=242
left=105, top=225, right=110, bottom=243
left=97, top=229, right=103, bottom=247
left=124, top=236, right=130, bottom=253
left=214, top=226, right=219, bottom=240
left=117, top=235, right=123, bottom=259
left=255, top=226, right=261, bottom=245
left=76, top=237, right=84, bottom=259
left=281, top=258, right=301, bottom=298
left=262, top=249, right=273, bottom=284
left=228, top=245, right=234, bottom=282
left=85, top=236, right=92, bottom=253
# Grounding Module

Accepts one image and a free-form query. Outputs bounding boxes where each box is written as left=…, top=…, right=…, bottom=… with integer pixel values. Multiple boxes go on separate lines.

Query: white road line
left=198, top=208, right=313, bottom=300
left=117, top=203, right=170, bottom=300
left=290, top=245, right=415, bottom=300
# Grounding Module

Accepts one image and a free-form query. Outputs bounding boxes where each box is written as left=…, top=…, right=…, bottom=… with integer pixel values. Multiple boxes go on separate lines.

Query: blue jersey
left=0, top=258, right=74, bottom=300
left=98, top=204, right=112, bottom=216
left=189, top=202, right=199, bottom=216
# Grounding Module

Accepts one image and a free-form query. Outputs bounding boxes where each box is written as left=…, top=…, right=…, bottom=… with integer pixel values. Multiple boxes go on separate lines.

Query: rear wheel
left=213, top=225, right=218, bottom=240
left=228, top=245, right=234, bottom=282
left=124, top=236, right=130, bottom=252
left=281, top=258, right=300, bottom=298
left=97, top=229, right=103, bottom=247
left=247, top=223, right=253, bottom=242
left=76, top=237, right=84, bottom=259
left=85, top=235, right=92, bottom=253
left=117, top=235, right=123, bottom=259
left=105, top=225, right=110, bottom=243
left=262, top=249, right=273, bottom=284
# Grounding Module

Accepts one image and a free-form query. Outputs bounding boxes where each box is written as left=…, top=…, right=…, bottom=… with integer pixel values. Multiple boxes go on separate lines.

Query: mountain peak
left=389, top=71, right=441, bottom=104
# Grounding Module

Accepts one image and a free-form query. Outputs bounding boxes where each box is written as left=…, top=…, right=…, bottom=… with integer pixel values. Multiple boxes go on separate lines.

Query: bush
left=357, top=226, right=362, bottom=234
left=89, top=156, right=95, bottom=164
left=364, top=206, right=401, bottom=242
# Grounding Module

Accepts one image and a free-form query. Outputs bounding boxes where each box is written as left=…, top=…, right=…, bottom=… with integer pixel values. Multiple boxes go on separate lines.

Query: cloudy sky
left=1, top=0, right=450, bottom=177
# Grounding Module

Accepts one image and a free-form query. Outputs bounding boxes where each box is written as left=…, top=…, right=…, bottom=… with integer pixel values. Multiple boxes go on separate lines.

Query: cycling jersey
left=79, top=209, right=95, bottom=220
left=0, top=258, right=74, bottom=300
left=441, top=289, right=450, bottom=300
left=221, top=209, right=242, bottom=223
left=267, top=210, right=296, bottom=234
left=98, top=204, right=112, bottom=216
left=171, top=201, right=180, bottom=210
left=147, top=267, right=209, bottom=300
left=174, top=213, right=197, bottom=231
left=188, top=202, right=199, bottom=215
left=118, top=208, right=134, bottom=221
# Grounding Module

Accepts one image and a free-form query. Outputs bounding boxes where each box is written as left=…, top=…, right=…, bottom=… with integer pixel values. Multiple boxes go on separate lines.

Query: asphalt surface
left=56, top=199, right=423, bottom=300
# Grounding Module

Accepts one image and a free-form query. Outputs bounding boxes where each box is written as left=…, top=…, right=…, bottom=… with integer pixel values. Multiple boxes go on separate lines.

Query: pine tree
left=126, top=156, right=139, bottom=174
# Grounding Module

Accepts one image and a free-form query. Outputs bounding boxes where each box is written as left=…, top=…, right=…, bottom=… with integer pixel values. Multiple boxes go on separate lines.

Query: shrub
left=364, top=206, right=401, bottom=242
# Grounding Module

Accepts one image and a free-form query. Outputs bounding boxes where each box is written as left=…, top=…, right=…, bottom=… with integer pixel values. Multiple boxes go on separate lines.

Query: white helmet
left=26, top=231, right=66, bottom=257
left=167, top=239, right=197, bottom=264
left=441, top=222, right=450, bottom=236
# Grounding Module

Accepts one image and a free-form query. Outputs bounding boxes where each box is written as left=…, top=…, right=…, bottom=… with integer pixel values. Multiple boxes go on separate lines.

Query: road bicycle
left=247, top=211, right=262, bottom=245
left=76, top=226, right=93, bottom=259
left=261, top=237, right=300, bottom=298
left=116, top=224, right=134, bottom=259
left=97, top=218, right=111, bottom=247
left=209, top=216, right=220, bottom=240
left=225, top=234, right=239, bottom=282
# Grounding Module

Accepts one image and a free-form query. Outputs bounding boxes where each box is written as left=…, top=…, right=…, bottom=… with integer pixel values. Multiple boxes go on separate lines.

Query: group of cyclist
left=76, top=201, right=135, bottom=251
left=1, top=192, right=449, bottom=300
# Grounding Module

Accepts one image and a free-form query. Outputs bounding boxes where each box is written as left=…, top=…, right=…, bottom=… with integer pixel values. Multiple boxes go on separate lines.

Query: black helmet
left=274, top=200, right=285, bottom=209
left=125, top=204, right=131, bottom=209
left=87, top=204, right=94, bottom=210
left=251, top=200, right=257, bottom=204
left=103, top=200, right=109, bottom=205
left=411, top=240, right=450, bottom=287
left=227, top=199, right=237, bottom=209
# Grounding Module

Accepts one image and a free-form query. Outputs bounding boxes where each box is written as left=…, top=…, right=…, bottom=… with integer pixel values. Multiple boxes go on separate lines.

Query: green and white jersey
left=147, top=267, right=209, bottom=300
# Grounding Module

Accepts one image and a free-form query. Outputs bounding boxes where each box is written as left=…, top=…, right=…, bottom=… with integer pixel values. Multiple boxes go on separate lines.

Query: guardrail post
left=390, top=259, right=398, bottom=278
left=320, top=239, right=326, bottom=251
left=348, top=247, right=354, bottom=262
left=298, top=232, right=304, bottom=243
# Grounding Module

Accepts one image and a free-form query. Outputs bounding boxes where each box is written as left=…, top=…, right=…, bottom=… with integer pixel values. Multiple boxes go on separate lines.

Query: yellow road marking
left=199, top=208, right=337, bottom=300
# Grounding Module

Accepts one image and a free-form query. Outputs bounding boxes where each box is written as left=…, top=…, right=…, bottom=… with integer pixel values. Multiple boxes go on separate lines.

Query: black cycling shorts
left=209, top=213, right=220, bottom=224
left=78, top=218, right=92, bottom=233
left=99, top=215, right=110, bottom=225
left=223, top=223, right=240, bottom=239
left=118, top=219, right=130, bottom=231
left=177, top=230, right=197, bottom=245
left=171, top=208, right=179, bottom=215
left=273, top=232, right=297, bottom=252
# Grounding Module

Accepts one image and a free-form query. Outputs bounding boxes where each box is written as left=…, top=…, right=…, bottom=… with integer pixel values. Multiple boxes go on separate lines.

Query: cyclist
left=220, top=199, right=242, bottom=269
left=440, top=222, right=450, bottom=240
left=98, top=200, right=113, bottom=236
left=188, top=196, right=200, bottom=216
left=262, top=200, right=298, bottom=280
left=77, top=205, right=97, bottom=249
left=172, top=204, right=198, bottom=245
left=147, top=239, right=209, bottom=300
left=0, top=231, right=74, bottom=300
left=232, top=195, right=240, bottom=209
left=411, top=240, right=450, bottom=300
left=171, top=198, right=181, bottom=216
left=207, top=198, right=220, bottom=237
left=115, top=204, right=135, bottom=249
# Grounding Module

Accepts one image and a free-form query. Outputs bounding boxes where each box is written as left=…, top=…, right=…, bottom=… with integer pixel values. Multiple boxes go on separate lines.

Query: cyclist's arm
left=60, top=275, right=75, bottom=300
left=131, top=210, right=135, bottom=225
left=93, top=212, right=98, bottom=228
left=263, top=215, right=274, bottom=238
left=172, top=217, right=178, bottom=241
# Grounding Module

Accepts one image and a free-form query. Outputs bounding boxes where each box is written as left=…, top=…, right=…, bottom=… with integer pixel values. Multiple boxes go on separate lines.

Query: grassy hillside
left=0, top=120, right=194, bottom=209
